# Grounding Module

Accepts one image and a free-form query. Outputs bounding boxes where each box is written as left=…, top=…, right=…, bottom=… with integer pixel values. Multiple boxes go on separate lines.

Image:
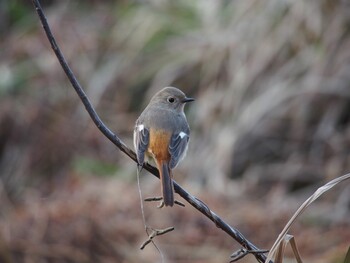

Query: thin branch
left=230, top=248, right=269, bottom=262
left=31, top=1, right=271, bottom=262
left=144, top=196, right=185, bottom=207
left=140, top=227, right=175, bottom=250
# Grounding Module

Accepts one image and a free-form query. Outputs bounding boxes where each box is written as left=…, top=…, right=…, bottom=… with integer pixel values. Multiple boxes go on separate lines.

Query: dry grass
left=266, top=173, right=350, bottom=263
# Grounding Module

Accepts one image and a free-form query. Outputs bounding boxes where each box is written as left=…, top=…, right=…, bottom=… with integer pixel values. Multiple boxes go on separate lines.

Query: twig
left=137, top=165, right=165, bottom=259
left=31, top=1, right=271, bottom=262
left=230, top=248, right=269, bottom=262
left=144, top=197, right=185, bottom=208
left=140, top=227, right=175, bottom=250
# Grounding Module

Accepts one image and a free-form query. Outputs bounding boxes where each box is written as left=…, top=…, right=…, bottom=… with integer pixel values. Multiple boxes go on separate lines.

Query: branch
left=31, top=1, right=271, bottom=262
left=140, top=227, right=175, bottom=250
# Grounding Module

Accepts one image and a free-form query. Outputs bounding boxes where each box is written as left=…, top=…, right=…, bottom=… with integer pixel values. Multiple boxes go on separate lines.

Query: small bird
left=134, top=87, right=194, bottom=207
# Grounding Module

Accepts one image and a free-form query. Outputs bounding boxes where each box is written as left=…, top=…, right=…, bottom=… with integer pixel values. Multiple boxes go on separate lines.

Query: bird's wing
left=133, top=124, right=149, bottom=166
left=169, top=131, right=189, bottom=169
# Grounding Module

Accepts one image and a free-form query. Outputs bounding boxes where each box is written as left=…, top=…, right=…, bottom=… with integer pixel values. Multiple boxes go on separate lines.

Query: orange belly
left=147, top=128, right=171, bottom=162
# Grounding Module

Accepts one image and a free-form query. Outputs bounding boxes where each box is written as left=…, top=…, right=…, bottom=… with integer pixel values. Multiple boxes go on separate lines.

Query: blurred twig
left=31, top=0, right=270, bottom=262
left=345, top=247, right=350, bottom=263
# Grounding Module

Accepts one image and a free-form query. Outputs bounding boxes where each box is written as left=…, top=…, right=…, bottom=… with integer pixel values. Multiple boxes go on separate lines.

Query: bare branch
left=31, top=1, right=270, bottom=262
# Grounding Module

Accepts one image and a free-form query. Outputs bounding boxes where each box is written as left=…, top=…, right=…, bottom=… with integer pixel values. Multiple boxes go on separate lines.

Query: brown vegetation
left=0, top=0, right=349, bottom=262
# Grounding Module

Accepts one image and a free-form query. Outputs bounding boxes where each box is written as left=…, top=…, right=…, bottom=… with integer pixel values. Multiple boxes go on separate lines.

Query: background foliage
left=0, top=0, right=349, bottom=262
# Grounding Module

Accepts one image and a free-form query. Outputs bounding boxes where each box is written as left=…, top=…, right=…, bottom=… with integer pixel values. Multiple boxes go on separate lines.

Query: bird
left=133, top=87, right=194, bottom=207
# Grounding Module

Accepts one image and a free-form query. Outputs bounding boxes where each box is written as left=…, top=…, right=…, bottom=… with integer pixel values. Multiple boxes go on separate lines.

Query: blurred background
left=0, top=0, right=349, bottom=262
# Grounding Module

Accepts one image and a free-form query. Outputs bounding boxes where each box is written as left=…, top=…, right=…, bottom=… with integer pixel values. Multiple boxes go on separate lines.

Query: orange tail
left=159, top=162, right=174, bottom=207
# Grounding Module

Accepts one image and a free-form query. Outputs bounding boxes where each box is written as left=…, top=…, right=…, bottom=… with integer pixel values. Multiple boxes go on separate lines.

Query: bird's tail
left=159, top=161, right=174, bottom=207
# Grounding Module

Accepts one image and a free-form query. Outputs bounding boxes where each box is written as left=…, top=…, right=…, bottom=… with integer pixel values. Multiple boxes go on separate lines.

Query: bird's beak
left=182, top=97, right=195, bottom=103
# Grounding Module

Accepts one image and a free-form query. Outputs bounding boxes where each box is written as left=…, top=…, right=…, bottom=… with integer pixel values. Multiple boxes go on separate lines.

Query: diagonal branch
left=31, top=1, right=271, bottom=262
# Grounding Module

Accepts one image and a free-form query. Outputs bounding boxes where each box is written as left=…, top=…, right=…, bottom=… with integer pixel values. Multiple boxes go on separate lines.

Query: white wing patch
left=169, top=131, right=190, bottom=169
left=133, top=124, right=145, bottom=154
left=179, top=131, right=188, bottom=139
left=133, top=124, right=150, bottom=166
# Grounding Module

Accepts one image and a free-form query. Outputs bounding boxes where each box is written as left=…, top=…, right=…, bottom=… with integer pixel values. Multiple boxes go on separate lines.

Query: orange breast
left=148, top=128, right=171, bottom=162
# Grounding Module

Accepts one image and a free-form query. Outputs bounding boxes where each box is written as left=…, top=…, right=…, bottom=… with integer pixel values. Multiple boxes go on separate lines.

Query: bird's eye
left=167, top=97, right=175, bottom=103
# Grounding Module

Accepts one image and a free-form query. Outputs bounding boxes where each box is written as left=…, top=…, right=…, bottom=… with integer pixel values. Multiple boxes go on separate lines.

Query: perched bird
left=134, top=87, right=194, bottom=206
